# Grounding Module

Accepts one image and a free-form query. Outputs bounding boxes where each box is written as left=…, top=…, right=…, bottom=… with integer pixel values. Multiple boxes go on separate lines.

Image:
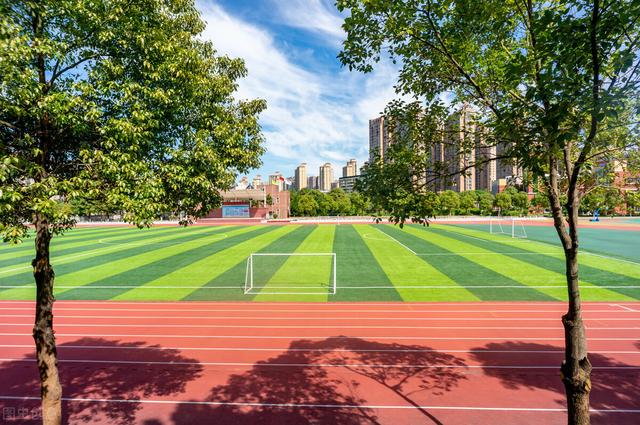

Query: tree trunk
left=560, top=246, right=592, bottom=425
left=32, top=215, right=62, bottom=425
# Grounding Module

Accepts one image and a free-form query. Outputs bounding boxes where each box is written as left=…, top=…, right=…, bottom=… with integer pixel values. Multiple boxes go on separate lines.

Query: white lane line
left=2, top=344, right=638, bottom=355
left=1, top=307, right=635, bottom=313
left=1, top=358, right=639, bottom=370
left=1, top=333, right=637, bottom=341
left=368, top=228, right=418, bottom=255
left=1, top=395, right=640, bottom=413
left=1, top=323, right=638, bottom=330
left=612, top=304, right=638, bottom=312
left=1, top=300, right=637, bottom=306
left=3, top=314, right=638, bottom=321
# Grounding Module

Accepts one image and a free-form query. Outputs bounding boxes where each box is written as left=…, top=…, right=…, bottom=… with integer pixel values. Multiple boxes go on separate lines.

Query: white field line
left=0, top=307, right=635, bottom=313
left=443, top=227, right=640, bottom=266
left=0, top=358, right=638, bottom=370
left=3, top=314, right=638, bottom=321
left=1, top=344, right=638, bottom=355
left=365, top=229, right=417, bottom=255
left=1, top=300, right=638, bottom=306
left=0, top=332, right=637, bottom=341
left=1, top=323, right=637, bottom=330
left=0, top=396, right=639, bottom=413
left=415, top=252, right=560, bottom=256
left=0, top=229, right=232, bottom=275
left=3, top=285, right=640, bottom=290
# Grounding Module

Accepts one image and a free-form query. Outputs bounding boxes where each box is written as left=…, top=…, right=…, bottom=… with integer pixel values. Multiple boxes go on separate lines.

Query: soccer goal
left=489, top=217, right=528, bottom=238
left=244, top=253, right=337, bottom=295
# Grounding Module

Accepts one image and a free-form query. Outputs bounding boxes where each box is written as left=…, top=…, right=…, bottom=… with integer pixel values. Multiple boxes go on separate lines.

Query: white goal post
left=244, top=253, right=337, bottom=295
left=489, top=217, right=528, bottom=239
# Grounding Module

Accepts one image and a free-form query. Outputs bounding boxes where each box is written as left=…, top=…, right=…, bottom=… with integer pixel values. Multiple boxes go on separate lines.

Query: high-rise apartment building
left=307, top=176, right=318, bottom=190
left=474, top=129, right=497, bottom=192
left=252, top=175, right=262, bottom=188
left=369, top=117, right=390, bottom=163
left=318, top=163, right=333, bottom=192
left=294, top=163, right=307, bottom=191
left=433, top=104, right=477, bottom=192
left=342, top=159, right=357, bottom=178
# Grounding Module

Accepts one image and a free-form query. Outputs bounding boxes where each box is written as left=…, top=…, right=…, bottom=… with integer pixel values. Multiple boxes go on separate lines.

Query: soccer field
left=1, top=223, right=639, bottom=302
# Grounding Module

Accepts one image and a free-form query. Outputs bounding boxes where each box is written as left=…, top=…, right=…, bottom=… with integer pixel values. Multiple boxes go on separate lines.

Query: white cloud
left=196, top=1, right=400, bottom=179
left=270, top=0, right=345, bottom=44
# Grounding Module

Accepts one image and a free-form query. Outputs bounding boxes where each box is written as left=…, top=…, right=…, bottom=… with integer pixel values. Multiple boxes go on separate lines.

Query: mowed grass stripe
left=253, top=225, right=336, bottom=302
left=356, top=225, right=479, bottom=301
left=331, top=225, right=402, bottom=301
left=119, top=225, right=305, bottom=301
left=0, top=226, right=162, bottom=264
left=56, top=226, right=270, bottom=300
left=449, top=224, right=640, bottom=279
left=377, top=225, right=557, bottom=301
left=438, top=225, right=640, bottom=301
left=182, top=225, right=317, bottom=301
left=0, top=226, right=235, bottom=300
left=0, top=225, right=230, bottom=290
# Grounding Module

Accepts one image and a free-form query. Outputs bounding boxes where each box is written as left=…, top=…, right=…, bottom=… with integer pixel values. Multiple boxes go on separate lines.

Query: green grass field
left=1, top=223, right=639, bottom=302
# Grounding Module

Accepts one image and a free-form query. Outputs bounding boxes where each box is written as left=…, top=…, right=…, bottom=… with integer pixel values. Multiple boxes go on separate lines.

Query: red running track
left=0, top=301, right=638, bottom=425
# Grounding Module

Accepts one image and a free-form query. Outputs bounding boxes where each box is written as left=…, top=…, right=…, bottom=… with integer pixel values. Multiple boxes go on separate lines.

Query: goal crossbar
left=489, top=217, right=528, bottom=239
left=244, top=252, right=337, bottom=295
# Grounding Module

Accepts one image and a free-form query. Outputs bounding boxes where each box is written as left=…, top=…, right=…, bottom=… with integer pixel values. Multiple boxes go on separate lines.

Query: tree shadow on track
left=0, top=338, right=203, bottom=424
left=170, top=336, right=467, bottom=425
left=470, top=341, right=640, bottom=411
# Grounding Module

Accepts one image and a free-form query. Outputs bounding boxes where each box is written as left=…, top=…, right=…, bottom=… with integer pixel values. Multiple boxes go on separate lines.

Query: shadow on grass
left=0, top=337, right=203, bottom=424
left=171, top=336, right=467, bottom=425
left=470, top=341, right=640, bottom=411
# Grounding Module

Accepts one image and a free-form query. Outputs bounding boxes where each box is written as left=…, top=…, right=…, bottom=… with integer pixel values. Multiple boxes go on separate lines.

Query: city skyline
left=197, top=0, right=399, bottom=181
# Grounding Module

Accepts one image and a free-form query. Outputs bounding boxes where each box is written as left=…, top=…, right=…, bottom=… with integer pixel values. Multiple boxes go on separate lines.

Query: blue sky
left=196, top=0, right=399, bottom=181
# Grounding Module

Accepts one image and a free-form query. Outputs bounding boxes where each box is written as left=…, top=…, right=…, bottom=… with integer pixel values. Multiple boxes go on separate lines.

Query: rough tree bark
left=32, top=214, right=62, bottom=425
left=560, top=202, right=592, bottom=425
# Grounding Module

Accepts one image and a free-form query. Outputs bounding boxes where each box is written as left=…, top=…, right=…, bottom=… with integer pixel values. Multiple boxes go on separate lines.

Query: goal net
left=244, top=253, right=337, bottom=295
left=489, top=217, right=528, bottom=238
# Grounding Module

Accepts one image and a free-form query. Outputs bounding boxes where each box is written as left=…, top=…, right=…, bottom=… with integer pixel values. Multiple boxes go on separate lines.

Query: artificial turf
left=0, top=223, right=639, bottom=302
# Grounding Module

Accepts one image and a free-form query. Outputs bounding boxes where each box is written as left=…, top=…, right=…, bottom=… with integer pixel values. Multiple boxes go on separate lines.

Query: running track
left=0, top=301, right=638, bottom=424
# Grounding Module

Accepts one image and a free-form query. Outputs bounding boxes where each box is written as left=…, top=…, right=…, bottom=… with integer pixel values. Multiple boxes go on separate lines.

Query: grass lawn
left=1, top=223, right=638, bottom=302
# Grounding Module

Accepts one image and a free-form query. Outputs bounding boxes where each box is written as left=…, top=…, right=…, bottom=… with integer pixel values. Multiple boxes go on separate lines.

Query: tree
left=531, top=191, right=551, bottom=213
left=458, top=191, right=476, bottom=214
left=476, top=190, right=494, bottom=215
left=349, top=191, right=370, bottom=215
left=338, top=1, right=640, bottom=423
left=494, top=192, right=512, bottom=214
left=438, top=190, right=460, bottom=215
left=357, top=143, right=439, bottom=225
left=626, top=191, right=640, bottom=215
left=580, top=187, right=606, bottom=214
left=512, top=192, right=530, bottom=215
left=603, top=188, right=624, bottom=215
left=328, top=188, right=351, bottom=215
left=0, top=1, right=265, bottom=423
left=296, top=193, right=319, bottom=216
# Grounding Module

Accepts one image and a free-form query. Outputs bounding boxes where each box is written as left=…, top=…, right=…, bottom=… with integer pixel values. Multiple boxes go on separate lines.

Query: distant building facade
left=342, top=159, right=358, bottom=178
left=369, top=116, right=390, bottom=163
left=294, top=163, right=307, bottom=191
left=339, top=175, right=361, bottom=193
left=307, top=175, right=318, bottom=190
left=319, top=163, right=333, bottom=192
